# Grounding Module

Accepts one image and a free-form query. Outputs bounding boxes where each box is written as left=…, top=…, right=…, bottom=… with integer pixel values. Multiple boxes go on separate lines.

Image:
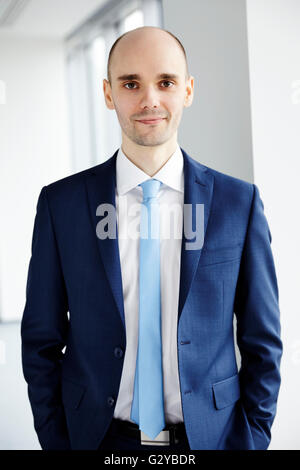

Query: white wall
left=246, top=0, right=300, bottom=450
left=0, top=34, right=72, bottom=322
left=162, top=0, right=254, bottom=182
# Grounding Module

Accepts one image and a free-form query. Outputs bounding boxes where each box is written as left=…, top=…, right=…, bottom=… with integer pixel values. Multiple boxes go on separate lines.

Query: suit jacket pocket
left=62, top=377, right=86, bottom=410
left=199, top=243, right=242, bottom=267
left=212, top=373, right=241, bottom=410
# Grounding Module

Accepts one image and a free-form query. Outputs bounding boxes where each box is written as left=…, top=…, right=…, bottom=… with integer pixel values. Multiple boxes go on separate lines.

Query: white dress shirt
left=113, top=143, right=184, bottom=424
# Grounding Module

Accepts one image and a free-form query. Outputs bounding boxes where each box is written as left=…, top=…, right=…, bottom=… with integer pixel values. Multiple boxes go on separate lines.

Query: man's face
left=103, top=29, right=194, bottom=147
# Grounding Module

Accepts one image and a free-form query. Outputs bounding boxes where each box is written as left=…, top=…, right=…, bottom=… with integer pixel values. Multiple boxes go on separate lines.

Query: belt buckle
left=140, top=430, right=170, bottom=446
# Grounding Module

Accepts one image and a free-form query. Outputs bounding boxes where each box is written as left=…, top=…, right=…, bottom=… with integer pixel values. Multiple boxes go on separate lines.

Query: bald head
left=107, top=26, right=189, bottom=85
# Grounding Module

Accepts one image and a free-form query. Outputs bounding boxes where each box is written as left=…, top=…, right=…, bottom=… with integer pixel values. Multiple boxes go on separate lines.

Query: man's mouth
left=136, top=118, right=166, bottom=125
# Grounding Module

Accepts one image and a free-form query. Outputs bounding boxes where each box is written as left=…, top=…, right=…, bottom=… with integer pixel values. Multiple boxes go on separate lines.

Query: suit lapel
left=84, top=147, right=214, bottom=331
left=84, top=150, right=126, bottom=331
left=178, top=148, right=214, bottom=321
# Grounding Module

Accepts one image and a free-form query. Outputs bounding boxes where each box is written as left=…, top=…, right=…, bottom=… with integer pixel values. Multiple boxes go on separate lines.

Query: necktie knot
left=139, top=179, right=161, bottom=201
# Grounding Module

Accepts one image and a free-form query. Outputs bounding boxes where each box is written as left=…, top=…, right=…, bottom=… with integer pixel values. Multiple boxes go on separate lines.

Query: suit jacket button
left=114, top=347, right=124, bottom=358
left=107, top=396, right=115, bottom=407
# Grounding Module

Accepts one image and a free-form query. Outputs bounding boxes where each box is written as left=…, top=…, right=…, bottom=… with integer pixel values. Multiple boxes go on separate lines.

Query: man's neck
left=121, top=139, right=178, bottom=177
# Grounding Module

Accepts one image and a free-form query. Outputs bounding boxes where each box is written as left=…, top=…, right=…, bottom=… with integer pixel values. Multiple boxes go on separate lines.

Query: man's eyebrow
left=116, top=73, right=180, bottom=81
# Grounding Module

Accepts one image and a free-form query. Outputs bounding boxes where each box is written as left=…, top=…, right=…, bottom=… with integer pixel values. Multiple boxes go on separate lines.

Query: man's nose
left=139, top=86, right=160, bottom=109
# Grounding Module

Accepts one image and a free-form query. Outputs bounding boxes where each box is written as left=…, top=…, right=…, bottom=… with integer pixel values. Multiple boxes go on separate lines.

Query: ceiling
left=0, top=0, right=107, bottom=38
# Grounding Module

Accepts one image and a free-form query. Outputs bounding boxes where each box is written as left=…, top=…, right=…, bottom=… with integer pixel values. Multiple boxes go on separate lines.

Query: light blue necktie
left=130, top=178, right=165, bottom=440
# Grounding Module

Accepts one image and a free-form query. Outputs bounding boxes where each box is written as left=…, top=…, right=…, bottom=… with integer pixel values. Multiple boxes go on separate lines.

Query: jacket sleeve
left=21, top=186, right=71, bottom=450
left=234, top=183, right=283, bottom=450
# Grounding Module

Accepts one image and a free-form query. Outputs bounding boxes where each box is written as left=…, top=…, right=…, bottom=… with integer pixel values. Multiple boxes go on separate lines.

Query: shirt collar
left=116, top=143, right=184, bottom=196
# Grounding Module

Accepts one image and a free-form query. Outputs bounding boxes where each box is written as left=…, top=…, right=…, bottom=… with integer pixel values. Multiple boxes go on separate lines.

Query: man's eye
left=161, top=81, right=174, bottom=87
left=124, top=82, right=137, bottom=89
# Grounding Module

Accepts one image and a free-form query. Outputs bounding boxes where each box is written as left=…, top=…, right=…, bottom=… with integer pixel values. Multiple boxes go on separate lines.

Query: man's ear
left=184, top=76, right=194, bottom=108
left=103, top=79, right=115, bottom=110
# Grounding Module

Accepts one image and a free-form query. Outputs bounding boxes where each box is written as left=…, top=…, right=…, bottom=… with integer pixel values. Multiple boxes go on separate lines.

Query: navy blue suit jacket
left=21, top=148, right=282, bottom=450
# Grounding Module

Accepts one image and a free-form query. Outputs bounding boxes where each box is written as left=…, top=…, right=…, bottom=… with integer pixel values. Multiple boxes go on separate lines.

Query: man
left=21, top=26, right=282, bottom=451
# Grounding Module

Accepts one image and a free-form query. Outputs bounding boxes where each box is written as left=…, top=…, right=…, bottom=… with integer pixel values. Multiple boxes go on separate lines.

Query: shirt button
left=107, top=396, right=115, bottom=407
left=114, top=347, right=124, bottom=358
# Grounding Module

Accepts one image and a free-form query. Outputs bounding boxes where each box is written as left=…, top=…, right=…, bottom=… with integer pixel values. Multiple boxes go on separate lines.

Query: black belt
left=107, top=418, right=187, bottom=446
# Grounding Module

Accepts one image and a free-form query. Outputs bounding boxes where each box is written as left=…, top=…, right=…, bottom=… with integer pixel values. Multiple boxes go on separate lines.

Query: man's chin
left=136, top=141, right=166, bottom=147
left=132, top=134, right=169, bottom=147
